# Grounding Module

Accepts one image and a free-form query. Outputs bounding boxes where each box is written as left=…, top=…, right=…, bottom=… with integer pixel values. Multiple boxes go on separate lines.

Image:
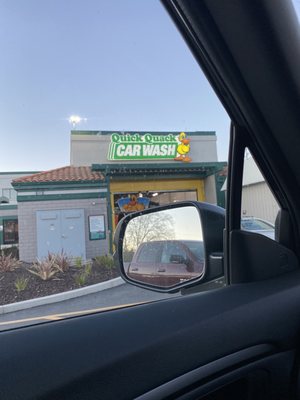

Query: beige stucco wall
left=0, top=208, right=18, bottom=218
left=18, top=198, right=108, bottom=263
left=242, top=182, right=280, bottom=224
left=204, top=175, right=217, bottom=205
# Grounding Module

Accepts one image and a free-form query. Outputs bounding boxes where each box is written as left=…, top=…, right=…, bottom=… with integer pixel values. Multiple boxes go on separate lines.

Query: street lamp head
left=69, top=115, right=82, bottom=128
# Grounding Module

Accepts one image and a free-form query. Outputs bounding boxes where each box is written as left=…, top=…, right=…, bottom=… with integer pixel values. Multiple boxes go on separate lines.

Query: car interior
left=2, top=0, right=300, bottom=399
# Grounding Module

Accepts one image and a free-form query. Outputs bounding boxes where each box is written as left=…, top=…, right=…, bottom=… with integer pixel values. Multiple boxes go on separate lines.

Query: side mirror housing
left=114, top=201, right=225, bottom=293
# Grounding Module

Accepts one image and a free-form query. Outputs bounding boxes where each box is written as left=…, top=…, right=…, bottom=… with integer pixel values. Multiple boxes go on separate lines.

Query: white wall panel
left=242, top=182, right=280, bottom=224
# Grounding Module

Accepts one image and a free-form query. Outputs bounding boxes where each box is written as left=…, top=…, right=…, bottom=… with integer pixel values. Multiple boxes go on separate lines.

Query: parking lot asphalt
left=0, top=282, right=179, bottom=330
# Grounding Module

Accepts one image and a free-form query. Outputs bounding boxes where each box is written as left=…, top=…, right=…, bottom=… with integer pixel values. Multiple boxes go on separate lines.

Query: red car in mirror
left=127, top=240, right=205, bottom=288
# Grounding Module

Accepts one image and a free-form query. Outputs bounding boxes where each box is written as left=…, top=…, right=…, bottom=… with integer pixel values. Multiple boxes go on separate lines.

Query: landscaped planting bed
left=0, top=252, right=119, bottom=305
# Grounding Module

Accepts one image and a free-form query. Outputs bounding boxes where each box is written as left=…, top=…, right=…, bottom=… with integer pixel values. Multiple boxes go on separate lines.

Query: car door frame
left=2, top=1, right=300, bottom=399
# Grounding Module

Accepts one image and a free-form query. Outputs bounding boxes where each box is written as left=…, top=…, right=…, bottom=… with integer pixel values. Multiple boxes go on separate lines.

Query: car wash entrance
left=110, top=178, right=205, bottom=231
left=91, top=162, right=227, bottom=251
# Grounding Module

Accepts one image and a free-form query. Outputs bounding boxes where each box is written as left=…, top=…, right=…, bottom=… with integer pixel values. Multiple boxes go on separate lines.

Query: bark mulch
left=0, top=261, right=120, bottom=305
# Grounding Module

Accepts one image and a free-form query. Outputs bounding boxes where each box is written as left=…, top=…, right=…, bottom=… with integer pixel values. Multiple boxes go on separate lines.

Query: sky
left=0, top=0, right=299, bottom=172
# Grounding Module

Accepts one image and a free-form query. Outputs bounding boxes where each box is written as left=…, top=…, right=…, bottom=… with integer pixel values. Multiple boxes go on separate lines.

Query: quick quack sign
left=108, top=133, right=178, bottom=161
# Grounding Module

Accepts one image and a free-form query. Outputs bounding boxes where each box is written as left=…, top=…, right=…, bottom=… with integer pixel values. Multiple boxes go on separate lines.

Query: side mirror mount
left=114, top=201, right=225, bottom=293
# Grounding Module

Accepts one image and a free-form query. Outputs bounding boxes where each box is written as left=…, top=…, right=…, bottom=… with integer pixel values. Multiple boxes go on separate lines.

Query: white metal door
left=61, top=209, right=86, bottom=259
left=36, top=209, right=86, bottom=259
left=36, top=211, right=62, bottom=259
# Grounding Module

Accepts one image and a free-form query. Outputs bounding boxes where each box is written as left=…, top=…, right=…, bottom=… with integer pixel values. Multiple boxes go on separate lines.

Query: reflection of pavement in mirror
left=0, top=284, right=180, bottom=330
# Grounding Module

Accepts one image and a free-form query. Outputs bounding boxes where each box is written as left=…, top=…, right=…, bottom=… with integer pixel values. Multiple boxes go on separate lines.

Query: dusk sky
left=1, top=0, right=299, bottom=172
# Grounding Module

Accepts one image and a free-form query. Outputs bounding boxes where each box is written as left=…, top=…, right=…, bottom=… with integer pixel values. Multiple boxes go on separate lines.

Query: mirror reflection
left=122, top=206, right=204, bottom=288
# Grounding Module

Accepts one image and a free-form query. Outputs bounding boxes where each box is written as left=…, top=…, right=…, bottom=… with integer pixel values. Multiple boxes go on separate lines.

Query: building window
left=3, top=220, right=19, bottom=245
left=2, top=188, right=17, bottom=202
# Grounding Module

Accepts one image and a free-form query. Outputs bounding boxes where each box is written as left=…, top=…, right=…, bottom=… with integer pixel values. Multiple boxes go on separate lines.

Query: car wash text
left=108, top=133, right=178, bottom=160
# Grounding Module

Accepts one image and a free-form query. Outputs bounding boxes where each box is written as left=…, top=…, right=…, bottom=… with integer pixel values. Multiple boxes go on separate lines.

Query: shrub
left=75, top=272, right=87, bottom=287
left=46, top=252, right=56, bottom=262
left=84, top=262, right=92, bottom=276
left=94, top=254, right=114, bottom=269
left=29, top=258, right=58, bottom=281
left=74, top=257, right=83, bottom=268
left=54, top=251, right=70, bottom=273
left=15, top=277, right=29, bottom=292
left=0, top=252, right=21, bottom=272
left=74, top=262, right=92, bottom=287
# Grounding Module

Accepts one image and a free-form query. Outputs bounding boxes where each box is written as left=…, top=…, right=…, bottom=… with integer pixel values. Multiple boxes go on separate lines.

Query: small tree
left=123, top=212, right=175, bottom=255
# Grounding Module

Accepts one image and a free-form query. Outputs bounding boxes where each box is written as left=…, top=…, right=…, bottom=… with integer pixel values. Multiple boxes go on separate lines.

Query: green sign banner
left=108, top=133, right=178, bottom=160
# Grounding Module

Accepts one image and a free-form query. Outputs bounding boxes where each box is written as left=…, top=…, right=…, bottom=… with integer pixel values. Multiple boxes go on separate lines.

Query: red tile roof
left=12, top=166, right=104, bottom=184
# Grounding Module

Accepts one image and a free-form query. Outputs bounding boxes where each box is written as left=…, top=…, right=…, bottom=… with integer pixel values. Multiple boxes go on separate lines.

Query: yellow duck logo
left=174, top=132, right=192, bottom=162
left=122, top=195, right=145, bottom=212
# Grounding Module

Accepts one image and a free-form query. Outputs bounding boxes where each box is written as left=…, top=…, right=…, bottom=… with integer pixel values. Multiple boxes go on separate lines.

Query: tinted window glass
left=137, top=242, right=161, bottom=263
left=161, top=242, right=187, bottom=263
left=0, top=0, right=230, bottom=331
left=241, top=219, right=274, bottom=231
left=241, top=148, right=279, bottom=241
left=3, top=219, right=18, bottom=245
left=184, top=241, right=204, bottom=261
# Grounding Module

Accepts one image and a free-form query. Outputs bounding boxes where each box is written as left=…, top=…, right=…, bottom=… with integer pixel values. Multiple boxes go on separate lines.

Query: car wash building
left=71, top=130, right=226, bottom=237
left=11, top=130, right=226, bottom=262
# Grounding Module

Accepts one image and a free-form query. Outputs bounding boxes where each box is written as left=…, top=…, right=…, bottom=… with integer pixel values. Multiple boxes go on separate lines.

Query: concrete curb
left=0, top=277, right=125, bottom=315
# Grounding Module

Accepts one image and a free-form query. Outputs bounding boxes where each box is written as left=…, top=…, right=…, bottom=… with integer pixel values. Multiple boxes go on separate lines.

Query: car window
left=137, top=243, right=162, bottom=263
left=241, top=219, right=274, bottom=231
left=241, top=148, right=280, bottom=240
left=0, top=0, right=230, bottom=331
left=183, top=241, right=204, bottom=261
left=161, top=242, right=187, bottom=264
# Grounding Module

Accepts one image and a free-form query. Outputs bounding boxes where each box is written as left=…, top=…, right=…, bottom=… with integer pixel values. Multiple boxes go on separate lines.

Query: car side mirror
left=114, top=201, right=225, bottom=293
